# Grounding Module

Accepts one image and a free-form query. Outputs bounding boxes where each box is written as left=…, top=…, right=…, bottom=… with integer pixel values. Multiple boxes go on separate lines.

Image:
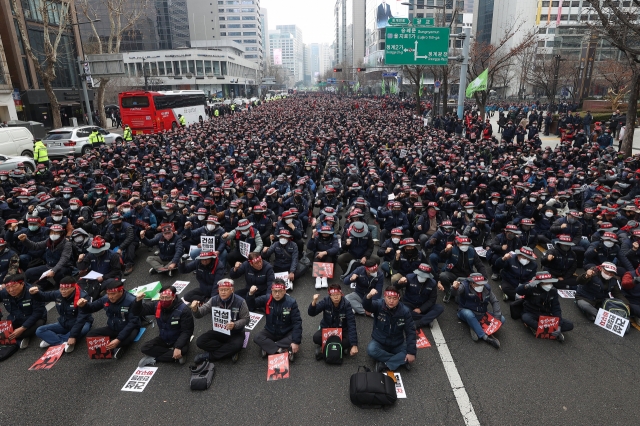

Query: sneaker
left=124, top=265, right=134, bottom=276
left=428, top=321, right=435, bottom=329
left=315, top=277, right=322, bottom=289
left=288, top=347, right=295, bottom=362
left=39, top=340, right=50, bottom=349
left=19, top=338, right=30, bottom=349
left=194, top=353, right=210, bottom=364
left=261, top=349, right=267, bottom=358
left=149, top=268, right=157, bottom=275
left=470, top=328, right=479, bottom=342
left=555, top=333, right=565, bottom=343
left=231, top=352, right=240, bottom=363
left=64, top=343, right=75, bottom=353
left=315, top=345, right=322, bottom=361
left=374, top=361, right=387, bottom=373
left=112, top=347, right=125, bottom=360
left=321, top=277, right=328, bottom=288
left=404, top=361, right=412, bottom=371
left=442, top=287, right=452, bottom=304
left=502, top=293, right=509, bottom=301
left=485, top=335, right=501, bottom=349
left=491, top=273, right=499, bottom=280
left=138, top=356, right=156, bottom=367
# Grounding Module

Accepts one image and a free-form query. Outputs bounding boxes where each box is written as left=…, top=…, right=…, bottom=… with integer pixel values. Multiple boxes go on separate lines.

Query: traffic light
left=357, top=68, right=366, bottom=72
left=333, top=68, right=342, bottom=72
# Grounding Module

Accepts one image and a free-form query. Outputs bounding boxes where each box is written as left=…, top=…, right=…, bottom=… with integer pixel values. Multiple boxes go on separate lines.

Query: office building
left=334, top=0, right=366, bottom=67
left=269, top=25, right=304, bottom=83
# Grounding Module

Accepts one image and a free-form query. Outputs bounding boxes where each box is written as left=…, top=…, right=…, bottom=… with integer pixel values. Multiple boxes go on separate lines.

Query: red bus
left=118, top=90, right=207, bottom=135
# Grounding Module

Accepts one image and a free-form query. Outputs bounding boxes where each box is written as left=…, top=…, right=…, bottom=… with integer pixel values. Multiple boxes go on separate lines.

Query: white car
left=0, top=154, right=36, bottom=173
left=43, top=126, right=123, bottom=157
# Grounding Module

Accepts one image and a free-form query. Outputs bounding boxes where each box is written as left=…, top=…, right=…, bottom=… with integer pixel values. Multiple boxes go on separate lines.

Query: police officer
left=343, top=257, right=384, bottom=316
left=396, top=263, right=444, bottom=329
left=141, top=224, right=184, bottom=276
left=78, top=279, right=141, bottom=359
left=516, top=271, right=573, bottom=342
left=308, top=284, right=358, bottom=360
left=34, top=139, right=49, bottom=168
left=180, top=251, right=225, bottom=303
left=0, top=274, right=47, bottom=349
left=88, top=128, right=105, bottom=149
left=133, top=285, right=194, bottom=367
left=178, top=114, right=186, bottom=127
left=30, top=276, right=93, bottom=352
left=230, top=252, right=275, bottom=299
left=191, top=278, right=250, bottom=364
left=123, top=124, right=133, bottom=142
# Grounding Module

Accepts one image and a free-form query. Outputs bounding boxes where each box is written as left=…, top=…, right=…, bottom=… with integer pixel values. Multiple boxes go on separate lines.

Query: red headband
left=60, top=283, right=81, bottom=308
left=106, top=286, right=124, bottom=293
left=365, top=265, right=378, bottom=271
left=249, top=257, right=262, bottom=264
left=272, top=283, right=286, bottom=290
left=328, top=288, right=342, bottom=295
left=384, top=290, right=399, bottom=298
left=5, top=281, right=23, bottom=287
left=218, top=280, right=234, bottom=288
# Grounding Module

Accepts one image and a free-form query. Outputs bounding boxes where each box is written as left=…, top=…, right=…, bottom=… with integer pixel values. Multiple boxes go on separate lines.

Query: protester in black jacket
left=308, top=284, right=358, bottom=359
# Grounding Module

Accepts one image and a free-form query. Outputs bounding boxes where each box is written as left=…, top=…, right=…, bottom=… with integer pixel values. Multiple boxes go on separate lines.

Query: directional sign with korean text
left=388, top=17, right=410, bottom=26
left=385, top=26, right=450, bottom=66
left=413, top=17, right=435, bottom=26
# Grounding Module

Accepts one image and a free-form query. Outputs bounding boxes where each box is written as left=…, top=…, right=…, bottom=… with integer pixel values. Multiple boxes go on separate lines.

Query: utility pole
left=456, top=15, right=472, bottom=119
left=77, top=56, right=93, bottom=125
left=552, top=54, right=562, bottom=107
left=142, top=57, right=149, bottom=91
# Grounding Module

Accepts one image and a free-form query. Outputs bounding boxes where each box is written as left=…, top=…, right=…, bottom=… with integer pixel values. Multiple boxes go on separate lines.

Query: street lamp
left=69, top=18, right=101, bottom=125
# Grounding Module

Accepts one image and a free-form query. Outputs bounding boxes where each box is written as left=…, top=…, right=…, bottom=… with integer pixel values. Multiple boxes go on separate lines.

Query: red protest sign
left=312, top=262, right=334, bottom=278
left=536, top=316, right=560, bottom=340
left=0, top=320, right=17, bottom=345
left=416, top=329, right=431, bottom=348
left=86, top=336, right=113, bottom=359
left=267, top=353, right=290, bottom=381
left=480, top=313, right=502, bottom=336
left=321, top=327, right=342, bottom=351
left=29, top=344, right=65, bottom=370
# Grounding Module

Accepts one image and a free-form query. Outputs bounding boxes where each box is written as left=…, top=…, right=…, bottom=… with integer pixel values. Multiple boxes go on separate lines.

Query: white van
left=0, top=127, right=35, bottom=157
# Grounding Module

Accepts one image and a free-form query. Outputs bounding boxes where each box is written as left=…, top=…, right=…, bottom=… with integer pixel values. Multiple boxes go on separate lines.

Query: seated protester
left=516, top=271, right=574, bottom=341
left=533, top=205, right=558, bottom=245
left=439, top=236, right=488, bottom=303
left=0, top=274, right=47, bottom=349
left=77, top=236, right=123, bottom=300
left=5, top=217, right=49, bottom=271
left=619, top=229, right=640, bottom=275
left=584, top=232, right=623, bottom=273
left=191, top=278, right=250, bottom=364
left=550, top=210, right=587, bottom=260
left=272, top=209, right=304, bottom=254
left=247, top=278, right=302, bottom=360
left=518, top=218, right=539, bottom=249
left=30, top=276, right=93, bottom=352
left=78, top=210, right=111, bottom=238
left=621, top=269, right=640, bottom=323
left=391, top=238, right=425, bottom=285
left=343, top=257, right=384, bottom=316
left=494, top=195, right=517, bottom=231
left=78, top=279, right=141, bottom=359
left=133, top=285, right=194, bottom=367
left=494, top=246, right=538, bottom=301
left=70, top=228, right=91, bottom=262
left=540, top=235, right=579, bottom=290
left=140, top=224, right=184, bottom=276
left=222, top=219, right=264, bottom=267
left=104, top=213, right=136, bottom=276
left=575, top=262, right=629, bottom=322
left=453, top=273, right=504, bottom=349
left=426, top=221, right=457, bottom=274
left=19, top=224, right=73, bottom=288
left=396, top=263, right=444, bottom=329
left=307, top=226, right=341, bottom=288
left=378, top=201, right=410, bottom=242
left=183, top=215, right=228, bottom=266
left=261, top=229, right=300, bottom=286
left=337, top=221, right=374, bottom=278
left=463, top=214, right=491, bottom=248
left=248, top=203, right=274, bottom=248
left=313, top=207, right=339, bottom=233
left=362, top=286, right=416, bottom=372
left=590, top=222, right=618, bottom=243
left=486, top=224, right=523, bottom=280
left=0, top=237, right=19, bottom=283
left=308, top=284, right=359, bottom=360
left=230, top=252, right=275, bottom=299
left=377, top=228, right=403, bottom=278
left=179, top=251, right=225, bottom=303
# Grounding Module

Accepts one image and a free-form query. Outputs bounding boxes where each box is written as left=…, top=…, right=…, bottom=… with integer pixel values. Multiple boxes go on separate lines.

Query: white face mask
left=70, top=205, right=78, bottom=211
left=601, top=272, right=613, bottom=280
left=540, top=195, right=546, bottom=200
left=206, top=224, right=216, bottom=231
left=0, top=176, right=6, bottom=180
left=285, top=219, right=293, bottom=224
left=49, top=234, right=60, bottom=241
left=541, top=284, right=553, bottom=291
left=417, top=276, right=427, bottom=283
left=197, top=215, right=206, bottom=221
left=200, top=188, right=207, bottom=193
left=529, top=197, right=537, bottom=203
left=377, top=187, right=383, bottom=192
left=241, top=230, right=250, bottom=236
left=52, top=216, right=62, bottom=221
left=466, top=209, right=473, bottom=214
left=392, top=237, right=400, bottom=244
left=279, top=238, right=288, bottom=245
left=603, top=241, right=614, bottom=248
left=63, top=194, right=71, bottom=199
left=122, top=208, right=131, bottom=214
left=519, top=258, right=530, bottom=266
left=473, top=285, right=484, bottom=293
left=545, top=212, right=553, bottom=218
left=459, top=245, right=470, bottom=252
left=230, top=208, right=237, bottom=213
left=73, top=236, right=84, bottom=243
left=491, top=200, right=498, bottom=205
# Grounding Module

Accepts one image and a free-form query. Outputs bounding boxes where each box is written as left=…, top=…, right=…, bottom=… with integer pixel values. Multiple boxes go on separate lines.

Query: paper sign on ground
left=274, top=272, right=292, bottom=290
left=416, top=329, right=431, bottom=348
left=212, top=307, right=231, bottom=335
left=29, top=344, right=65, bottom=370
left=0, top=320, right=16, bottom=345
left=557, top=290, right=576, bottom=298
left=39, top=269, right=54, bottom=281
left=172, top=280, right=190, bottom=294
left=239, top=241, right=251, bottom=258
left=267, top=353, right=290, bottom=381
left=82, top=271, right=104, bottom=280
left=480, top=313, right=502, bottom=336
left=321, top=328, right=342, bottom=351
left=393, top=372, right=407, bottom=398
left=200, top=235, right=216, bottom=252
left=121, top=366, right=158, bottom=392
left=312, top=262, right=334, bottom=278
left=245, top=312, right=264, bottom=330
left=129, top=282, right=161, bottom=299
left=536, top=316, right=560, bottom=339
left=86, top=336, right=113, bottom=359
left=595, top=308, right=628, bottom=337
left=475, top=247, right=487, bottom=258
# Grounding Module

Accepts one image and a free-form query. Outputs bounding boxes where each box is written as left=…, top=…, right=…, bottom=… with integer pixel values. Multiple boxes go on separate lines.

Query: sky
left=261, top=0, right=335, bottom=44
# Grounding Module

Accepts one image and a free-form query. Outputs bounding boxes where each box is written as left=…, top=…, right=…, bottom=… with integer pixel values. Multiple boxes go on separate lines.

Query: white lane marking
left=431, top=320, right=481, bottom=426
left=46, top=302, right=55, bottom=311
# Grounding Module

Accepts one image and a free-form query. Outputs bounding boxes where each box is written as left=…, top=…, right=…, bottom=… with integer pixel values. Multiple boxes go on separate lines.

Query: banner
left=312, top=262, right=334, bottom=278
left=479, top=312, right=502, bottom=336
left=239, top=241, right=251, bottom=258
left=212, top=307, right=231, bottom=335
left=416, top=329, right=431, bottom=348
left=86, top=336, right=113, bottom=359
left=245, top=312, right=264, bottom=331
left=267, top=353, right=290, bottom=381
left=465, top=68, right=488, bottom=98
left=121, top=366, right=158, bottom=392
left=0, top=320, right=16, bottom=345
left=29, top=345, right=65, bottom=370
left=595, top=308, right=628, bottom=337
left=321, top=328, right=342, bottom=351
left=536, top=316, right=560, bottom=339
left=200, top=236, right=216, bottom=252
left=129, top=282, right=161, bottom=299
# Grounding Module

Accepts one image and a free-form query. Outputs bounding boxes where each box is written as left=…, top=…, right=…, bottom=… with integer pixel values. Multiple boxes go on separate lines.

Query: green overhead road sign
left=413, top=18, right=435, bottom=26
left=385, top=26, right=450, bottom=66
left=388, top=18, right=410, bottom=26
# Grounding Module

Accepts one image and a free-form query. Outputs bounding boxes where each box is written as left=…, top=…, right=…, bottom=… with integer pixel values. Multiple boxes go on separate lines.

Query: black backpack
left=350, top=366, right=397, bottom=408
left=324, top=334, right=343, bottom=365
left=190, top=360, right=215, bottom=390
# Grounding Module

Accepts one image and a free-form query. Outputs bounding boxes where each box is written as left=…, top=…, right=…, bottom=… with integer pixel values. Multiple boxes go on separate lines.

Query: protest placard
left=86, top=336, right=112, bottom=359
left=172, top=280, right=190, bottom=294
left=416, top=329, right=431, bottom=348
left=200, top=236, right=216, bottom=252
left=245, top=312, right=264, bottom=331
left=0, top=320, right=16, bottom=345
left=212, top=307, right=231, bottom=335
left=312, top=262, right=334, bottom=278
left=321, top=328, right=342, bottom=351
left=121, top=367, right=158, bottom=392
left=129, top=282, right=161, bottom=299
left=393, top=373, right=407, bottom=398
left=239, top=241, right=251, bottom=258
left=479, top=313, right=502, bottom=336
left=29, top=345, right=65, bottom=370
left=274, top=272, right=292, bottom=290
left=267, top=353, right=290, bottom=381
left=595, top=308, right=629, bottom=337
left=475, top=247, right=487, bottom=258
left=557, top=290, right=576, bottom=299
left=536, top=316, right=560, bottom=339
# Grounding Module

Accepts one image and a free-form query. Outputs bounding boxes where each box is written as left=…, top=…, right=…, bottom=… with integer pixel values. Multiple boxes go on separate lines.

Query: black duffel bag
left=510, top=298, right=525, bottom=320
left=349, top=366, right=397, bottom=408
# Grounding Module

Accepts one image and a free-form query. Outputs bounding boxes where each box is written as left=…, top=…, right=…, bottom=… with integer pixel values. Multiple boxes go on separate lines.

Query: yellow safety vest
left=34, top=140, right=49, bottom=162
left=214, top=109, right=219, bottom=117
left=179, top=116, right=186, bottom=125
left=89, top=131, right=104, bottom=144
left=123, top=127, right=133, bottom=141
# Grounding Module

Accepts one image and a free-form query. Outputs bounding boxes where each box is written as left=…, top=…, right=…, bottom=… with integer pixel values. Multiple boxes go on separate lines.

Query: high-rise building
left=0, top=32, right=18, bottom=122
left=303, top=43, right=312, bottom=84
left=334, top=0, right=366, bottom=67
left=260, top=8, right=270, bottom=70
left=269, top=25, right=304, bottom=83
left=310, top=43, right=334, bottom=80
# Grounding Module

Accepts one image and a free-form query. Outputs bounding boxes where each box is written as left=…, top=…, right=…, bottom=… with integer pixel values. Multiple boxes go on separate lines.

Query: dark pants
left=141, top=336, right=189, bottom=362
left=196, top=330, right=244, bottom=360
left=501, top=281, right=518, bottom=301
left=183, top=288, right=210, bottom=304
left=406, top=303, right=445, bottom=327
left=25, top=265, right=71, bottom=288
left=312, top=328, right=352, bottom=348
left=236, top=287, right=266, bottom=300
left=87, top=326, right=140, bottom=348
left=439, top=271, right=459, bottom=291
left=522, top=313, right=574, bottom=332
left=253, top=329, right=293, bottom=355
left=15, top=318, right=45, bottom=340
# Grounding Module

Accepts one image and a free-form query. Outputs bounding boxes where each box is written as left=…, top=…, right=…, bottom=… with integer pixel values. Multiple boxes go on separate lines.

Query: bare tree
left=78, top=0, right=148, bottom=127
left=526, top=55, right=558, bottom=101
left=595, top=58, right=633, bottom=94
left=402, top=65, right=427, bottom=115
left=11, top=0, right=72, bottom=129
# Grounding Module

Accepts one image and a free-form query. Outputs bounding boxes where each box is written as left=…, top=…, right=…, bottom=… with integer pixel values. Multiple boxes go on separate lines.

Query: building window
left=196, top=60, right=204, bottom=76
left=241, top=15, right=255, bottom=20
left=542, top=1, right=549, bottom=6
left=228, top=8, right=240, bottom=12
left=205, top=60, right=212, bottom=74
left=220, top=24, right=226, bottom=28
left=551, top=1, right=559, bottom=6
left=180, top=60, right=187, bottom=74
left=165, top=61, right=172, bottom=74
left=243, top=31, right=256, bottom=36
left=241, top=8, right=254, bottom=12
left=220, top=32, right=226, bottom=36
left=539, top=27, right=547, bottom=34
left=219, top=8, right=224, bottom=12
left=228, top=31, right=241, bottom=36
left=538, top=41, right=546, bottom=48
left=228, top=23, right=240, bottom=28
left=242, top=23, right=256, bottom=28
left=243, top=39, right=256, bottom=43
left=228, top=16, right=241, bottom=20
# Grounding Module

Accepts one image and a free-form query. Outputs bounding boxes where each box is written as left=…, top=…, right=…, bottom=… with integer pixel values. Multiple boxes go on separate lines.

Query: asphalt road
left=1, top=241, right=639, bottom=426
